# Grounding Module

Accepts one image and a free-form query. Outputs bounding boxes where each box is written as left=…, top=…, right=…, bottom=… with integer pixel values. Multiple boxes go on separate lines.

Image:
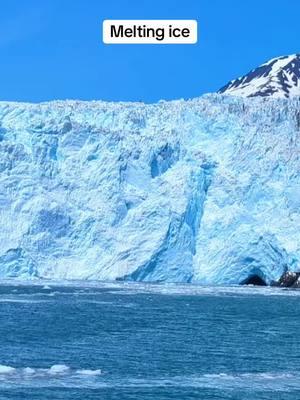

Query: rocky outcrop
left=271, top=271, right=300, bottom=288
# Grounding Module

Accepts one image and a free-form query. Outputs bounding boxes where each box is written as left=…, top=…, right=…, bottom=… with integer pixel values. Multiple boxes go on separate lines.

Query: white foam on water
left=119, top=372, right=300, bottom=391
left=202, top=372, right=294, bottom=380
left=0, top=298, right=49, bottom=304
left=0, top=367, right=299, bottom=391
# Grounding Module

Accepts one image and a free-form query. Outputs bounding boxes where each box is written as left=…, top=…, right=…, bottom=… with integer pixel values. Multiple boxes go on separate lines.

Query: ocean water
left=0, top=282, right=299, bottom=399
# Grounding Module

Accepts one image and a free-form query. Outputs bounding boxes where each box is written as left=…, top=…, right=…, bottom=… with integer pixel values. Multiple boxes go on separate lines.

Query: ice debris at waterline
left=0, top=94, right=300, bottom=284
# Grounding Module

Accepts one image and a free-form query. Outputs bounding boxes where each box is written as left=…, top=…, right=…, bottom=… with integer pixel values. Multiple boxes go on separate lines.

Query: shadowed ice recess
left=0, top=94, right=299, bottom=284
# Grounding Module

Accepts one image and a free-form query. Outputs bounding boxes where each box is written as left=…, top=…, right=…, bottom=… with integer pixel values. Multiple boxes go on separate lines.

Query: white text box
left=103, top=20, right=198, bottom=44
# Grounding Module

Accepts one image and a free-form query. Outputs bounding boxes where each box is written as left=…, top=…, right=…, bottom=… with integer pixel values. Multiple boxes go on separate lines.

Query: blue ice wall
left=0, top=95, right=299, bottom=283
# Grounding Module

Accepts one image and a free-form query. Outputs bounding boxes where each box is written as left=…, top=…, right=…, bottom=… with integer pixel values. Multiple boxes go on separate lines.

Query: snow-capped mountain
left=0, top=95, right=299, bottom=285
left=219, top=54, right=300, bottom=98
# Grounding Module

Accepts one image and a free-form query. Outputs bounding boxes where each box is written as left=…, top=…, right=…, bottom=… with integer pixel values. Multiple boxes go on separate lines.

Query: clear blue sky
left=1, top=0, right=299, bottom=103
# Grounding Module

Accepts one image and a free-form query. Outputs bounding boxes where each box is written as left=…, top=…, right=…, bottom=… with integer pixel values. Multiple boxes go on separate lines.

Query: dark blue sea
left=0, top=281, right=299, bottom=400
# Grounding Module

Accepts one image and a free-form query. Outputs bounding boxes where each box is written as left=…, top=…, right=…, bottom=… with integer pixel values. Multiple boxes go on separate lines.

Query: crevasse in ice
left=0, top=94, right=299, bottom=284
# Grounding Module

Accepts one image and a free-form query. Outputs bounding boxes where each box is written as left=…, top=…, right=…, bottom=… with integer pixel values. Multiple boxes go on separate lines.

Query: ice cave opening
left=241, top=275, right=267, bottom=286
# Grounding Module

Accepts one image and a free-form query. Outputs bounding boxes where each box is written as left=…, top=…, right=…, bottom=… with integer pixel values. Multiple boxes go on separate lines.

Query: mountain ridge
left=219, top=54, right=300, bottom=98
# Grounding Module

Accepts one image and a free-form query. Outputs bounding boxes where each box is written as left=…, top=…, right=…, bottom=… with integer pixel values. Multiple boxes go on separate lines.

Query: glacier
left=0, top=94, right=299, bottom=284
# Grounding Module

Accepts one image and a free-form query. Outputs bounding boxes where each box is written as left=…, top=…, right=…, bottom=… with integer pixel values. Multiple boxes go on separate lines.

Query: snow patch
left=219, top=54, right=300, bottom=98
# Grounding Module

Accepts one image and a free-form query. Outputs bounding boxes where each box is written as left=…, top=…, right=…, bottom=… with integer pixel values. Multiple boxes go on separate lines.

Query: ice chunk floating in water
left=76, top=369, right=102, bottom=376
left=48, top=365, right=70, bottom=374
left=0, top=364, right=102, bottom=378
left=0, top=93, right=299, bottom=284
left=0, top=365, right=16, bottom=374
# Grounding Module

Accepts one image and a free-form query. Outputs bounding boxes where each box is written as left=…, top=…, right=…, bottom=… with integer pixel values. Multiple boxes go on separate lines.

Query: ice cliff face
left=0, top=95, right=299, bottom=284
